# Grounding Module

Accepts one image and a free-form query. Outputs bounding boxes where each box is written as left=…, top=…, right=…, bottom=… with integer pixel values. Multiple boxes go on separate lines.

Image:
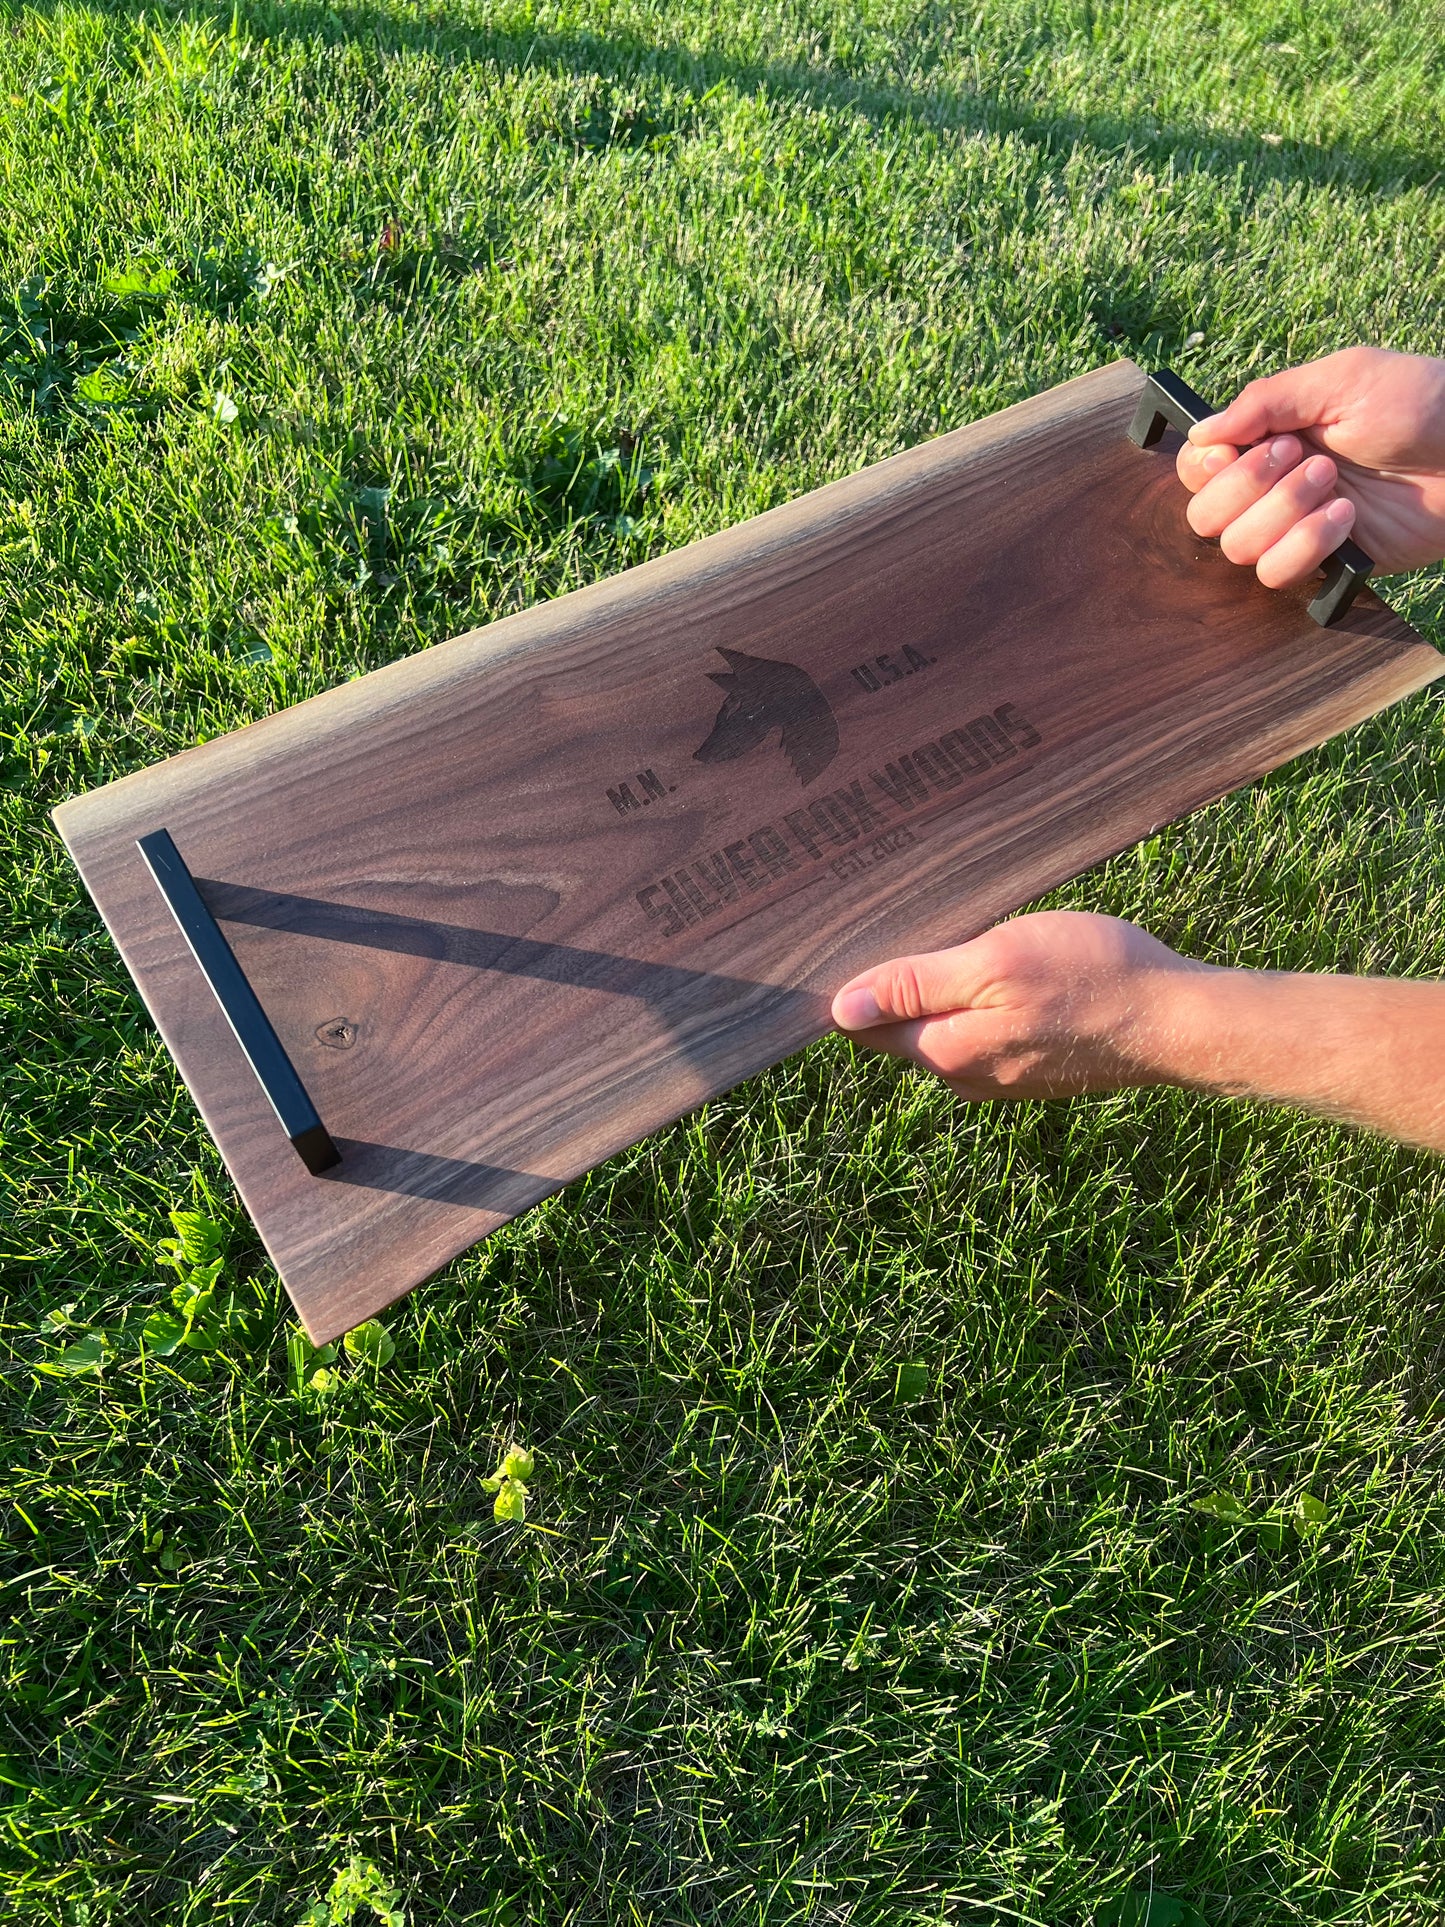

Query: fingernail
left=1268, top=436, right=1296, bottom=466
left=1326, top=497, right=1355, bottom=524
left=1201, top=445, right=1232, bottom=472
left=1304, top=455, right=1334, bottom=486
left=834, top=986, right=881, bottom=1029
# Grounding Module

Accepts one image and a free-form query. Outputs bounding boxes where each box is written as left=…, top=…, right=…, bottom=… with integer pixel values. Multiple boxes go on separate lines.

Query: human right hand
left=830, top=910, right=1202, bottom=1100
left=1175, top=345, right=1445, bottom=584
left=831, top=910, right=1445, bottom=1156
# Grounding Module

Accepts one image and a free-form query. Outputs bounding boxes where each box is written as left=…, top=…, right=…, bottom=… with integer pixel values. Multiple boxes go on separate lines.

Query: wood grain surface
left=53, top=359, right=1443, bottom=1343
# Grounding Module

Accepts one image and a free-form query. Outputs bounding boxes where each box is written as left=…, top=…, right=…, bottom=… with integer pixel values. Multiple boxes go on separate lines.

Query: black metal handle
left=137, top=830, right=340, bottom=1175
left=1127, top=367, right=1373, bottom=627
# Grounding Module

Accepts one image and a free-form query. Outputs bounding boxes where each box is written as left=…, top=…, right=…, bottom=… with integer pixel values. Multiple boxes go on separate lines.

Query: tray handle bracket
left=137, top=829, right=340, bottom=1175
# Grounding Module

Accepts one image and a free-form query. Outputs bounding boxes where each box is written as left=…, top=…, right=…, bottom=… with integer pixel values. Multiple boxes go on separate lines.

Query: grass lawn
left=5, top=0, right=1445, bottom=1920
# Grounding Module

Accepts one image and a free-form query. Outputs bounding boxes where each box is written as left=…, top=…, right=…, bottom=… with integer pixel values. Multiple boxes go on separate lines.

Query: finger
left=1186, top=436, right=1306, bottom=538
left=1175, top=440, right=1238, bottom=494
left=845, top=1010, right=1098, bottom=1102
left=835, top=1012, right=935, bottom=1060
left=1219, top=452, right=1339, bottom=567
left=1254, top=494, right=1357, bottom=589
left=1187, top=357, right=1352, bottom=450
left=832, top=941, right=996, bottom=1030
left=836, top=1007, right=1014, bottom=1083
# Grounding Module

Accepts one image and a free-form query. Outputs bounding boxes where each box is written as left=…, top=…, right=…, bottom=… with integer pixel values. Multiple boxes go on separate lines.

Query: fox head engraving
left=692, top=647, right=839, bottom=788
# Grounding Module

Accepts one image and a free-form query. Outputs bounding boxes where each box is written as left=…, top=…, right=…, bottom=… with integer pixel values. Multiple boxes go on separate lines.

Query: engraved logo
left=693, top=647, right=839, bottom=788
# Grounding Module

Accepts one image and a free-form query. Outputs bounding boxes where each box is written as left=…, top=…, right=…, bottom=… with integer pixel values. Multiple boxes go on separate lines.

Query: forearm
left=1144, top=967, right=1445, bottom=1153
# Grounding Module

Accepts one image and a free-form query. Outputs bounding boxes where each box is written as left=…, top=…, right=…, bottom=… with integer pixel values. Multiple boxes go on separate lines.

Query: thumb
left=832, top=945, right=992, bottom=1031
left=1188, top=359, right=1349, bottom=450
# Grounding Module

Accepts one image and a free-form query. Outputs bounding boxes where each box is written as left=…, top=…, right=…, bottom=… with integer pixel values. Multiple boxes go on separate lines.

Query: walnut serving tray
left=54, top=360, right=1442, bottom=1341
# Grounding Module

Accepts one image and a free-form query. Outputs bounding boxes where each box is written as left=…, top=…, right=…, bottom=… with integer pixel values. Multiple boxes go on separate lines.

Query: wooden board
left=54, top=359, right=1442, bottom=1343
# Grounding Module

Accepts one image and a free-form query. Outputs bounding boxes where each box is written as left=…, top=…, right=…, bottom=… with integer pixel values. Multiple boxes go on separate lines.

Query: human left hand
left=1174, top=346, right=1445, bottom=583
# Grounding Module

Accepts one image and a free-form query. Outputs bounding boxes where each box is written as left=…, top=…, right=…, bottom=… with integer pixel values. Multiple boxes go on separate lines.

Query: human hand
left=830, top=910, right=1208, bottom=1100
left=1175, top=345, right=1445, bottom=582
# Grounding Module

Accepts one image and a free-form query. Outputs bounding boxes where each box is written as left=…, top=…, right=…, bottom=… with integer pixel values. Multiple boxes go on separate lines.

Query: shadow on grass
left=22, top=0, right=1444, bottom=194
